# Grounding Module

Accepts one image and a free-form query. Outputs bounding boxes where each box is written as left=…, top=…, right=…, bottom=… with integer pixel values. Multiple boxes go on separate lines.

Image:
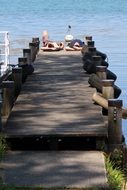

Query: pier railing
left=82, top=36, right=127, bottom=155
left=0, top=31, right=10, bottom=76
left=0, top=36, right=40, bottom=130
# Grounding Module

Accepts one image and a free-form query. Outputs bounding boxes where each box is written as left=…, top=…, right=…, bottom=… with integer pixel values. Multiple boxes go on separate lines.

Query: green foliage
left=0, top=135, right=7, bottom=161
left=0, top=187, right=108, bottom=190
left=109, top=149, right=123, bottom=169
left=105, top=154, right=125, bottom=190
left=0, top=135, right=7, bottom=185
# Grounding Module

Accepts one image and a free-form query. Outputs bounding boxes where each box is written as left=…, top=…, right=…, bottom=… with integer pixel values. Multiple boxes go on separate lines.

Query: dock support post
left=81, top=44, right=96, bottom=55
left=18, top=57, right=27, bottom=67
left=102, top=79, right=114, bottom=115
left=90, top=55, right=102, bottom=73
left=108, top=99, right=123, bottom=152
left=29, top=42, right=36, bottom=62
left=18, top=57, right=28, bottom=83
left=85, top=36, right=92, bottom=42
left=102, top=80, right=114, bottom=99
left=93, top=55, right=102, bottom=65
left=12, top=67, right=22, bottom=97
left=87, top=41, right=95, bottom=47
left=88, top=47, right=96, bottom=56
left=19, top=54, right=34, bottom=81
left=32, top=37, right=40, bottom=52
left=2, top=81, right=14, bottom=117
left=23, top=49, right=31, bottom=64
left=96, top=66, right=107, bottom=80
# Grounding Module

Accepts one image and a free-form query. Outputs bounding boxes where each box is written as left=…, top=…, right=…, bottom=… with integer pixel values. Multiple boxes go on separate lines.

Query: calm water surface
left=0, top=0, right=127, bottom=141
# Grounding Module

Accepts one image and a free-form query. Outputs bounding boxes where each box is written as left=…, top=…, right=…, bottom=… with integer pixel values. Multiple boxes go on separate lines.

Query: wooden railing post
left=23, top=49, right=31, bottom=65
left=102, top=79, right=114, bottom=115
left=32, top=37, right=40, bottom=52
left=85, top=36, right=92, bottom=43
left=96, top=66, right=107, bottom=80
left=18, top=55, right=34, bottom=81
left=88, top=47, right=96, bottom=56
left=29, top=42, right=36, bottom=62
left=93, top=55, right=101, bottom=64
left=87, top=41, right=95, bottom=47
left=82, top=45, right=96, bottom=55
left=2, top=81, right=14, bottom=116
left=18, top=57, right=27, bottom=66
left=108, top=99, right=123, bottom=151
left=12, top=67, right=22, bottom=97
left=102, top=80, right=114, bottom=99
left=18, top=57, right=28, bottom=83
left=91, top=55, right=102, bottom=73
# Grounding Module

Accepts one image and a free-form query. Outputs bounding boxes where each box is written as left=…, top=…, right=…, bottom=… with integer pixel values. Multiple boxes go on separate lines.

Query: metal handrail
left=0, top=31, right=10, bottom=75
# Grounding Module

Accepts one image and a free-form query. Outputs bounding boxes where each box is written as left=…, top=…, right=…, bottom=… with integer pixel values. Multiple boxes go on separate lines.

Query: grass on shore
left=0, top=135, right=7, bottom=161
left=0, top=187, right=108, bottom=190
left=0, top=134, right=7, bottom=185
left=105, top=150, right=126, bottom=190
left=106, top=157, right=124, bottom=190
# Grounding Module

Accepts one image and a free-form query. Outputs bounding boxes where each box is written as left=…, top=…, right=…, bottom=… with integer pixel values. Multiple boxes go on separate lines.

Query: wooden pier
left=1, top=50, right=108, bottom=188
left=3, top=51, right=107, bottom=139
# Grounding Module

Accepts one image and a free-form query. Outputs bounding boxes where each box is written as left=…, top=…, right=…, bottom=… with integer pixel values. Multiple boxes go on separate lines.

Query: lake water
left=0, top=0, right=127, bottom=141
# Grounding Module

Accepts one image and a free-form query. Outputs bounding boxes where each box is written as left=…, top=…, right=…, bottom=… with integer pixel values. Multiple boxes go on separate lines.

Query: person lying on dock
left=41, top=41, right=64, bottom=51
left=41, top=30, right=64, bottom=51
left=65, top=39, right=84, bottom=51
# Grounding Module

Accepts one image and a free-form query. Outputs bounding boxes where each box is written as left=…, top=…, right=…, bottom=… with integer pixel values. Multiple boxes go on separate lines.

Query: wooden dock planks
left=3, top=51, right=107, bottom=137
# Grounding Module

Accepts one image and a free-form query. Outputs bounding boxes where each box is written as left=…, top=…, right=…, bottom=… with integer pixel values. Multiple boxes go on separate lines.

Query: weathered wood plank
left=3, top=51, right=107, bottom=137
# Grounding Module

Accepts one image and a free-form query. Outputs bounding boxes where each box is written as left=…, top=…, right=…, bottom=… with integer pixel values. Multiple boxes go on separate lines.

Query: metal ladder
left=0, top=31, right=10, bottom=75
